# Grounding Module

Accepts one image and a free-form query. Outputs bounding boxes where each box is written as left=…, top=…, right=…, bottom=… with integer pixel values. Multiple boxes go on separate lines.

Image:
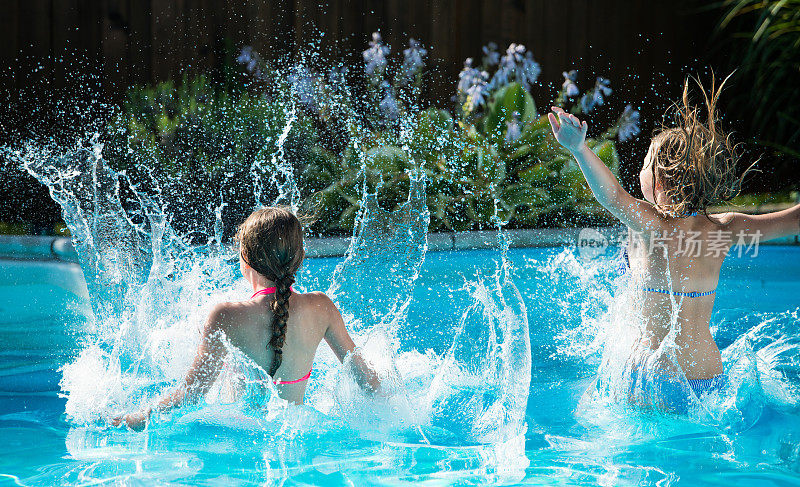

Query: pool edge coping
left=2, top=227, right=798, bottom=260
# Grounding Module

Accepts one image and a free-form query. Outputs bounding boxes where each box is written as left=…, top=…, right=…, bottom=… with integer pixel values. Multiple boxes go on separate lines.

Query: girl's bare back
left=629, top=214, right=732, bottom=379
left=547, top=75, right=799, bottom=409
left=220, top=291, right=349, bottom=404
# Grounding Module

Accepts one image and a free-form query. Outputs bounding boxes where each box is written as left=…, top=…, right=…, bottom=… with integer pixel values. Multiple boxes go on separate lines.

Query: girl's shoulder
left=212, top=291, right=339, bottom=333
left=704, top=212, right=736, bottom=226
left=291, top=290, right=338, bottom=315
left=208, top=299, right=254, bottom=324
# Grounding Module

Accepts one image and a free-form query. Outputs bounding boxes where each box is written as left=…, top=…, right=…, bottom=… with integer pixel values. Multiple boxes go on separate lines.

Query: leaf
left=514, top=114, right=552, bottom=148
left=410, top=108, right=455, bottom=162
left=365, top=145, right=409, bottom=174
left=501, top=184, right=550, bottom=207
left=591, top=139, right=621, bottom=173
left=518, top=163, right=553, bottom=185
left=483, top=82, right=537, bottom=143
left=560, top=139, right=619, bottom=202
left=417, top=108, right=454, bottom=133
left=548, top=187, right=577, bottom=205
left=464, top=144, right=505, bottom=184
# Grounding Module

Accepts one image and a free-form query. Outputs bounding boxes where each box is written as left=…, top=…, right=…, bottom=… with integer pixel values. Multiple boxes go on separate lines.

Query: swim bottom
left=624, top=371, right=728, bottom=414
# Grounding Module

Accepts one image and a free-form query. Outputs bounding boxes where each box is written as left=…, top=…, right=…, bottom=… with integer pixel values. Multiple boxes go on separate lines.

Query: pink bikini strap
left=273, top=368, right=312, bottom=385
left=251, top=286, right=295, bottom=298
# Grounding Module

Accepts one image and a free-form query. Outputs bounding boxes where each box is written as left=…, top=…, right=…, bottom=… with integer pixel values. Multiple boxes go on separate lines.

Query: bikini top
left=620, top=249, right=716, bottom=298
left=251, top=287, right=312, bottom=385
left=616, top=210, right=716, bottom=298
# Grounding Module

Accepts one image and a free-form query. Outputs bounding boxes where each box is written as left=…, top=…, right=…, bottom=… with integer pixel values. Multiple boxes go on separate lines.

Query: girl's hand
left=111, top=408, right=152, bottom=432
left=547, top=106, right=588, bottom=154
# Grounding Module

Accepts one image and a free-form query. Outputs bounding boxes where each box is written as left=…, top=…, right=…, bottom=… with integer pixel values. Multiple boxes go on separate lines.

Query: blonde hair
left=648, top=73, right=754, bottom=217
left=235, top=207, right=305, bottom=377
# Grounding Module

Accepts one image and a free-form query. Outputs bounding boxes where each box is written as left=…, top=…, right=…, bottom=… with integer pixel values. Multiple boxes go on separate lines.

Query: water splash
left=427, top=262, right=531, bottom=443
left=2, top=63, right=533, bottom=466
left=261, top=100, right=299, bottom=210
left=541, top=243, right=800, bottom=434
left=7, top=136, right=160, bottom=322
left=327, top=171, right=429, bottom=334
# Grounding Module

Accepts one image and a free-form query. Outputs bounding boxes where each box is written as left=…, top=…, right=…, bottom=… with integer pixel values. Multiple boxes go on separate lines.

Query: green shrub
left=111, top=38, right=640, bottom=236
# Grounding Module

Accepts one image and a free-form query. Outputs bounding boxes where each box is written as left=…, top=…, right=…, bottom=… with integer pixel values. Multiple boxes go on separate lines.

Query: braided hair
left=236, top=207, right=305, bottom=378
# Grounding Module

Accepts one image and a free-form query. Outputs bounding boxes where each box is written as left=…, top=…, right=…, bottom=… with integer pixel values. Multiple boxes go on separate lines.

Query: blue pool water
left=1, top=245, right=799, bottom=485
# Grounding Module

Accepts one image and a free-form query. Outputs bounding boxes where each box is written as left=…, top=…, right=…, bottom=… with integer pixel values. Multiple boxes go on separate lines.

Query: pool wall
left=1, top=227, right=798, bottom=260
left=0, top=235, right=79, bottom=262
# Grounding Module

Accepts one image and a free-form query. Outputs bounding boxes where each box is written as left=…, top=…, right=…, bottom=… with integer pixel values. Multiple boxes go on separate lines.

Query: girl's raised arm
left=547, top=107, right=663, bottom=233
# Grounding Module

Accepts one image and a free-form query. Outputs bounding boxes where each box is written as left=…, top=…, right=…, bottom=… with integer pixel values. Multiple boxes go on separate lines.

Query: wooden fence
left=2, top=0, right=715, bottom=105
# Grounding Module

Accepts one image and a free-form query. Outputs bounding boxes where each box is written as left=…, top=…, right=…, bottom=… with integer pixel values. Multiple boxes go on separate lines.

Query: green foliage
left=106, top=74, right=316, bottom=238
left=112, top=41, right=629, bottom=236
left=725, top=190, right=799, bottom=207
left=305, top=82, right=621, bottom=233
left=714, top=0, right=800, bottom=157
left=483, top=83, right=537, bottom=143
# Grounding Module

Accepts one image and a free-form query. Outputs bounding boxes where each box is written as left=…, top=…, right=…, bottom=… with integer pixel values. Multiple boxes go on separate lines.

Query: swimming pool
left=1, top=244, right=799, bottom=485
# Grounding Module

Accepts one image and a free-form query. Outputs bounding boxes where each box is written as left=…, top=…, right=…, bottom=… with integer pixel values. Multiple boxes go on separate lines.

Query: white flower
left=618, top=104, right=641, bottom=142
left=398, top=38, right=427, bottom=85
left=363, top=32, right=390, bottom=78
left=562, top=70, right=579, bottom=97
left=505, top=112, right=522, bottom=143
left=482, top=42, right=500, bottom=66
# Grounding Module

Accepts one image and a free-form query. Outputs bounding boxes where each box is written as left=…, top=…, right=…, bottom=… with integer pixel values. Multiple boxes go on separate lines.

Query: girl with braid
left=115, top=207, right=380, bottom=431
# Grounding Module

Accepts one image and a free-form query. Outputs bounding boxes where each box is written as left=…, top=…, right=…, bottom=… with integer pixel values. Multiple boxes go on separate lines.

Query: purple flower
left=502, top=43, right=526, bottom=67
left=482, top=42, right=500, bottom=67
left=580, top=77, right=613, bottom=113
left=236, top=46, right=257, bottom=71
left=398, top=38, right=427, bottom=86
left=562, top=70, right=579, bottom=97
left=617, top=104, right=641, bottom=142
left=363, top=32, right=390, bottom=79
left=594, top=77, right=612, bottom=101
left=518, top=51, right=541, bottom=90
left=505, top=111, right=522, bottom=143
left=458, top=58, right=476, bottom=92
left=489, top=43, right=539, bottom=91
left=236, top=46, right=266, bottom=79
left=288, top=65, right=317, bottom=111
left=458, top=58, right=489, bottom=112
left=379, top=82, right=399, bottom=121
left=327, top=65, right=348, bottom=85
left=490, top=64, right=511, bottom=90
left=465, top=82, right=487, bottom=111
